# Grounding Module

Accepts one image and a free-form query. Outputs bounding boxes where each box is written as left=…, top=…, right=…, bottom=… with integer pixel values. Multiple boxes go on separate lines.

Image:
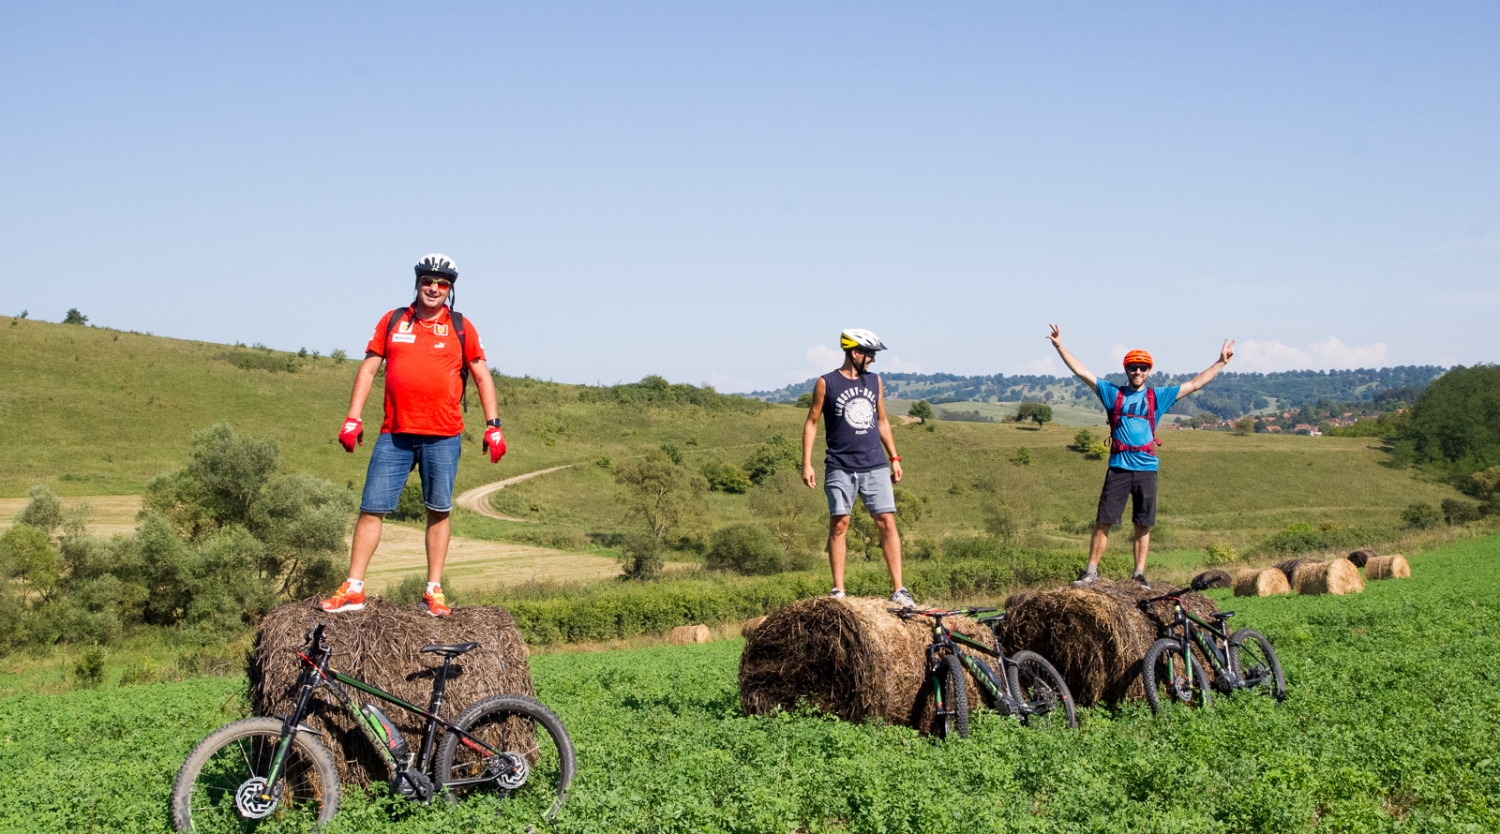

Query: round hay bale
left=1233, top=568, right=1291, bottom=597
left=1291, top=559, right=1365, bottom=596
left=1190, top=569, right=1233, bottom=590
left=740, top=616, right=767, bottom=638
left=1365, top=554, right=1411, bottom=580
left=1003, top=590, right=1037, bottom=611
left=738, top=597, right=990, bottom=734
left=670, top=624, right=712, bottom=644
left=991, top=579, right=1220, bottom=707
left=248, top=598, right=534, bottom=786
left=1347, top=549, right=1378, bottom=568
left=1273, top=558, right=1316, bottom=583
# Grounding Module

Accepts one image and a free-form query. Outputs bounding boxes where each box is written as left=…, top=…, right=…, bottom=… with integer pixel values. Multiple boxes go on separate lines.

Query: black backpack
left=384, top=306, right=471, bottom=410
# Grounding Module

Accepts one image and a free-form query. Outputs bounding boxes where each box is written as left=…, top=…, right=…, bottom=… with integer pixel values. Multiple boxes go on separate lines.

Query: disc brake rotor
left=489, top=752, right=530, bottom=791
left=234, top=777, right=278, bottom=819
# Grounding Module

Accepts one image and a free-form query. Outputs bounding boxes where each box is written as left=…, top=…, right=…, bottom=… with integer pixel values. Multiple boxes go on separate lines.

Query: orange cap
left=1123, top=350, right=1154, bottom=369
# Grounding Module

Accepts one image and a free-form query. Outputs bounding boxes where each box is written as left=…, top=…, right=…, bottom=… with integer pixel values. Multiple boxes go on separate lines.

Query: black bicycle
left=1138, top=591, right=1287, bottom=713
left=892, top=606, right=1077, bottom=739
left=170, top=621, right=575, bottom=830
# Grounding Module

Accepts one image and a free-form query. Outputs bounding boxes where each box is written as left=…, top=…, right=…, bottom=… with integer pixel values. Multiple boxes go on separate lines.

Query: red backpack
left=1107, top=387, right=1160, bottom=455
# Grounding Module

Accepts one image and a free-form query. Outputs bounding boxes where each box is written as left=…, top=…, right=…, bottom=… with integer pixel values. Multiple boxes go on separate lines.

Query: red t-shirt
left=365, top=307, right=486, bottom=436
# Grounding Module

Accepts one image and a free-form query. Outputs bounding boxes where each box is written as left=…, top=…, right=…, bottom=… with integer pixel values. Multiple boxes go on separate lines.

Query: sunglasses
left=419, top=277, right=453, bottom=289
left=1126, top=364, right=1151, bottom=373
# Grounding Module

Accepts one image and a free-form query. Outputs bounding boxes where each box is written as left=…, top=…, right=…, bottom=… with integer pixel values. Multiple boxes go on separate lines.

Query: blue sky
left=3, top=2, right=1496, bottom=392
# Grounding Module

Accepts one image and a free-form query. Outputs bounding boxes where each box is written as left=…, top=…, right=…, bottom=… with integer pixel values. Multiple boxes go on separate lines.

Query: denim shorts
left=359, top=432, right=463, bottom=514
left=824, top=466, right=897, bottom=516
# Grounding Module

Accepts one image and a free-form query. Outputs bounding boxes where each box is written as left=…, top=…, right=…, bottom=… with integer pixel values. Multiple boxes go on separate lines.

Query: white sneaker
left=890, top=588, right=916, bottom=607
left=828, top=588, right=847, bottom=599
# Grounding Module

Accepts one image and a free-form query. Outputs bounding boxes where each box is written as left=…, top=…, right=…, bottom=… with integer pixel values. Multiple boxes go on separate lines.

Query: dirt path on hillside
left=454, top=464, right=576, bottom=522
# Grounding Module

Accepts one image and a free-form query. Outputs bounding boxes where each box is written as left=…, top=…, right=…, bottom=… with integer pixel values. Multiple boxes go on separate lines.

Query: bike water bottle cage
left=1107, top=387, right=1160, bottom=455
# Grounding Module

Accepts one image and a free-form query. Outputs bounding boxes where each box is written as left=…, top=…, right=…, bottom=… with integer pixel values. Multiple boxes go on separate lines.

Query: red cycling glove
left=483, top=426, right=507, bottom=463
left=338, top=418, right=364, bottom=453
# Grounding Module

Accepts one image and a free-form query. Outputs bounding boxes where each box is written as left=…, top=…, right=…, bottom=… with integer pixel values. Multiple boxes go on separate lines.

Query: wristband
left=889, top=455, right=901, bottom=462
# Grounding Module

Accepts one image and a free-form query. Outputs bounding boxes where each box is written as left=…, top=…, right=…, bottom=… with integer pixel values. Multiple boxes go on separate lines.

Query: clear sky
left=3, top=2, right=1496, bottom=392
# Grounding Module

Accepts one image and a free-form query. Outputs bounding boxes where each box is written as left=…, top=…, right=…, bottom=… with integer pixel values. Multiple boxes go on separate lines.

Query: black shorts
left=1096, top=467, right=1158, bottom=528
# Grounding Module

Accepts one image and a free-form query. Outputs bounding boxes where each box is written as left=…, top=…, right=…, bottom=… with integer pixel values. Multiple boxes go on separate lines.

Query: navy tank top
left=821, top=370, right=886, bottom=472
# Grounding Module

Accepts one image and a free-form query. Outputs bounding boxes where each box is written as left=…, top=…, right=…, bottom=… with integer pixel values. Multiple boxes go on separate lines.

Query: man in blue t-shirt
left=1047, top=325, right=1236, bottom=588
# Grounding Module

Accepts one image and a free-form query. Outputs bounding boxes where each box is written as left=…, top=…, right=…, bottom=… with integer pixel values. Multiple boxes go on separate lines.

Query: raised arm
left=1178, top=339, right=1236, bottom=397
left=1047, top=324, right=1098, bottom=392
left=801, top=377, right=828, bottom=489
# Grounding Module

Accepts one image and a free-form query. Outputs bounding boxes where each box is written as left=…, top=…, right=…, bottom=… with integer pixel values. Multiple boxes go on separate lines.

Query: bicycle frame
left=261, top=624, right=502, bottom=801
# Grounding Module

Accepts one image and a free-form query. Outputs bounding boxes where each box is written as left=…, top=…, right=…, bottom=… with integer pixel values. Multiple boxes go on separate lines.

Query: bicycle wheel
left=435, top=695, right=576, bottom=821
left=1142, top=638, right=1213, bottom=713
left=1007, top=650, right=1078, bottom=730
left=170, top=716, right=340, bottom=832
left=934, top=655, right=970, bottom=740
left=1228, top=628, right=1287, bottom=701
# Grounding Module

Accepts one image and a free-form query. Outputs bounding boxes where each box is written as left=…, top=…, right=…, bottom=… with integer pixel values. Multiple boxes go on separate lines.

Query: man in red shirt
left=321, top=254, right=506, bottom=617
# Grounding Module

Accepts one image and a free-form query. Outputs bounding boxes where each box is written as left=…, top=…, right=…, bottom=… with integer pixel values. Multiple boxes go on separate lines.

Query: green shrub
left=389, top=481, right=426, bottom=521
left=1442, top=498, right=1481, bottom=525
left=15, top=485, right=63, bottom=535
left=1086, top=441, right=1109, bottom=460
left=1070, top=429, right=1097, bottom=451
left=701, top=462, right=752, bottom=494
left=1259, top=521, right=1366, bottom=554
left=1402, top=502, right=1442, bottom=530
left=618, top=534, right=665, bottom=581
left=73, top=645, right=106, bottom=688
left=1204, top=540, right=1239, bottom=566
left=743, top=435, right=800, bottom=485
left=706, top=523, right=795, bottom=575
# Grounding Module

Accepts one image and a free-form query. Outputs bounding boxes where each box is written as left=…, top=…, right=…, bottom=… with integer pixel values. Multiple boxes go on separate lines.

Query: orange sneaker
left=422, top=587, right=451, bottom=618
left=320, top=582, right=366, bottom=613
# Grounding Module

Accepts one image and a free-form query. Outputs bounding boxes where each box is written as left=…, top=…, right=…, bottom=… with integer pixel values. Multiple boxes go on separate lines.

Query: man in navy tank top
left=800, top=329, right=916, bottom=606
left=1047, top=324, right=1236, bottom=589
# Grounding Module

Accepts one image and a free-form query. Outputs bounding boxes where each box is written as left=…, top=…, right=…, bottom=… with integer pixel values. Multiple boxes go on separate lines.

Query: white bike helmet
left=414, top=253, right=459, bottom=282
left=839, top=328, right=887, bottom=352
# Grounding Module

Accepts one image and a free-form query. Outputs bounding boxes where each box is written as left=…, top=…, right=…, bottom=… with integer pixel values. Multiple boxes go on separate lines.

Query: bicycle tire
left=170, top=716, right=340, bottom=832
left=1142, top=638, right=1213, bottom=713
left=434, top=695, right=576, bottom=821
left=1007, top=650, right=1078, bottom=730
left=1228, top=628, right=1287, bottom=701
left=935, top=655, right=970, bottom=740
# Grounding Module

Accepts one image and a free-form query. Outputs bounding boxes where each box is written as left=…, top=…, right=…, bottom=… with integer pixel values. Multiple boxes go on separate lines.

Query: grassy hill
left=0, top=316, right=798, bottom=498
left=4, top=535, right=1498, bottom=831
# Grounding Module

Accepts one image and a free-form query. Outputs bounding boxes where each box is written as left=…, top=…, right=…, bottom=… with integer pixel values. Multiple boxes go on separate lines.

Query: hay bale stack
left=740, top=616, right=767, bottom=638
left=1365, top=554, right=1411, bottom=580
left=249, top=599, right=533, bottom=786
left=1291, top=559, right=1365, bottom=596
left=1347, top=549, right=1378, bottom=568
left=991, top=580, right=1219, bottom=707
left=1233, top=568, right=1292, bottom=597
left=739, top=597, right=990, bottom=734
left=1273, top=558, right=1316, bottom=583
left=1191, top=569, right=1233, bottom=590
left=670, top=624, right=712, bottom=644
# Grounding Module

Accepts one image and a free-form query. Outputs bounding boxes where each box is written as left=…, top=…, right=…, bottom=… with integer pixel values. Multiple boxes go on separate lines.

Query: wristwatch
left=486, top=418, right=503, bottom=428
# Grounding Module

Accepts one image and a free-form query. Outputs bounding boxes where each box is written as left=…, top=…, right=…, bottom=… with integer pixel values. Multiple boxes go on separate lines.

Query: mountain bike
left=891, top=606, right=1077, bottom=739
left=170, top=621, right=575, bottom=830
left=1137, top=590, right=1287, bottom=713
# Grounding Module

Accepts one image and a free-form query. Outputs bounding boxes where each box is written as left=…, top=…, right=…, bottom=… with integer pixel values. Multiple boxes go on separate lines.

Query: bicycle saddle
left=420, top=641, right=480, bottom=657
left=1210, top=611, right=1235, bottom=620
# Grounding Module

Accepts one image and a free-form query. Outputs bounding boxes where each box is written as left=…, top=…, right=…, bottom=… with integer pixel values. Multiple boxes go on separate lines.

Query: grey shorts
left=824, top=466, right=897, bottom=516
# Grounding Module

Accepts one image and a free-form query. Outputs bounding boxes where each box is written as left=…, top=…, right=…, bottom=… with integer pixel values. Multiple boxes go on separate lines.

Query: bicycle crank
left=234, top=777, right=279, bottom=819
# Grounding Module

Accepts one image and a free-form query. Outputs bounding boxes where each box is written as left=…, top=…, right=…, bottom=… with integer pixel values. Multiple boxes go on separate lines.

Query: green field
left=2, top=535, right=1497, bottom=832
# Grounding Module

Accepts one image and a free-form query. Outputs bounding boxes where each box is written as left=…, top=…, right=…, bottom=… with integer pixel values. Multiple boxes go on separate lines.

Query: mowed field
left=2, top=535, right=1497, bottom=833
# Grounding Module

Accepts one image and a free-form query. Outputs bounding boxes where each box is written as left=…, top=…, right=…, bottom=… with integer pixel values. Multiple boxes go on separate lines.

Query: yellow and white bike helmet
left=839, top=328, right=887, bottom=352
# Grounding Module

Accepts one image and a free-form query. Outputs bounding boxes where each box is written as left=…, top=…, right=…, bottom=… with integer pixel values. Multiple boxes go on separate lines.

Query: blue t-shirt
left=1096, top=380, right=1181, bottom=472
